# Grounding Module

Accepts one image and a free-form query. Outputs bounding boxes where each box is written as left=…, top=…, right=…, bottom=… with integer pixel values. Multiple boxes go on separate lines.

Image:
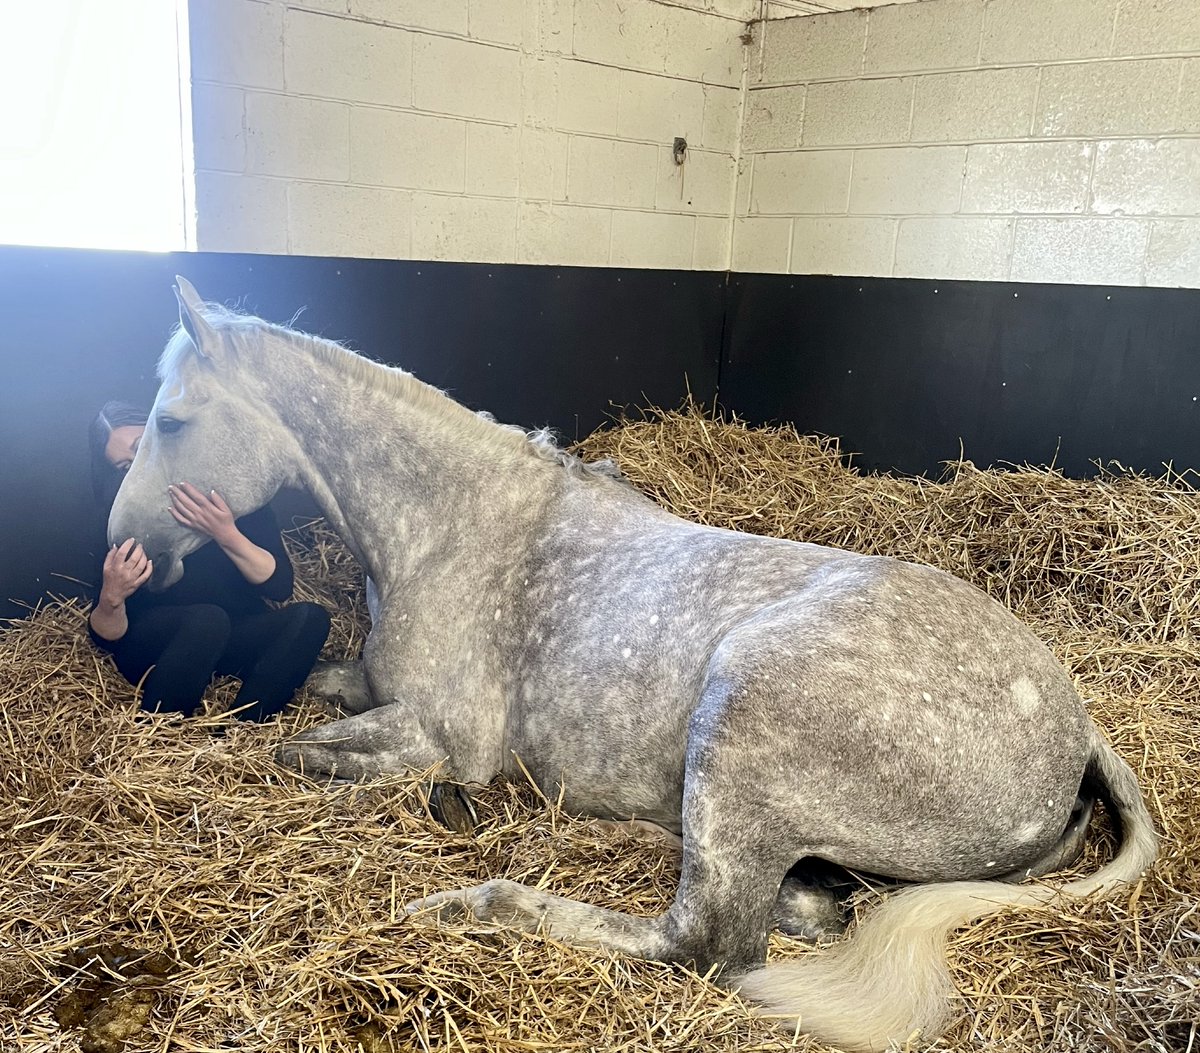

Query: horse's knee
left=305, top=659, right=373, bottom=714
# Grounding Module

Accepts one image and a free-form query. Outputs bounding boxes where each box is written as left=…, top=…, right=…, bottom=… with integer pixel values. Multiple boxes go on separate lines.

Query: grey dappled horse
left=108, top=279, right=1158, bottom=1053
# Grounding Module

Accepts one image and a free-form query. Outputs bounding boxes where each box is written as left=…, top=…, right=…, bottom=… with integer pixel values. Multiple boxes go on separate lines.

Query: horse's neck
left=272, top=344, right=553, bottom=586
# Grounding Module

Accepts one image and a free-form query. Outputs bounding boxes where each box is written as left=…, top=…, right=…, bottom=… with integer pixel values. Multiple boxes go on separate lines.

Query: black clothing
left=90, top=506, right=330, bottom=719
left=115, top=505, right=295, bottom=618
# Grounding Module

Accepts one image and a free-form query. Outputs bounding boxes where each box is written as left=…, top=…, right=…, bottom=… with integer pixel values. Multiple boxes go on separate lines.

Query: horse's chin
left=149, top=556, right=184, bottom=591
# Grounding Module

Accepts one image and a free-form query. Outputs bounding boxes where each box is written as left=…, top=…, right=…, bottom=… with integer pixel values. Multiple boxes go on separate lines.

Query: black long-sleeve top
left=89, top=505, right=294, bottom=652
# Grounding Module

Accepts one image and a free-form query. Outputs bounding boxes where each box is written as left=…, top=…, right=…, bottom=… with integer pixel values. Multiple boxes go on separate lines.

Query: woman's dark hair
left=89, top=400, right=149, bottom=507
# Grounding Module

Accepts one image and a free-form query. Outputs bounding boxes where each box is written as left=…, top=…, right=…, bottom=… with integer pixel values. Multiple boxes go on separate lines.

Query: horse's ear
left=173, top=276, right=219, bottom=360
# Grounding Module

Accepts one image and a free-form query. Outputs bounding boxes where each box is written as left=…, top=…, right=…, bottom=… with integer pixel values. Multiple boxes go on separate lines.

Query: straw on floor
left=1, top=405, right=1195, bottom=1053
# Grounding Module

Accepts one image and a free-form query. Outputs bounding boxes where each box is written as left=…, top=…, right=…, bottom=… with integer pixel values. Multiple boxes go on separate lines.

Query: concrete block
left=743, top=86, right=806, bottom=152
left=759, top=11, right=867, bottom=84
left=961, top=141, right=1093, bottom=214
left=536, top=0, right=574, bottom=55
left=350, top=108, right=465, bottom=191
left=288, top=181, right=412, bottom=257
left=849, top=146, right=965, bottom=216
left=611, top=210, right=695, bottom=268
left=617, top=69, right=707, bottom=143
left=413, top=36, right=521, bottom=124
left=750, top=149, right=852, bottom=214
left=712, top=0, right=758, bottom=17
left=291, top=0, right=347, bottom=12
left=694, top=215, right=731, bottom=269
left=656, top=148, right=736, bottom=214
left=246, top=92, right=349, bottom=181
left=735, top=155, right=753, bottom=215
left=981, top=0, right=1119, bottom=63
left=517, top=202, right=611, bottom=264
left=701, top=85, right=742, bottom=152
left=1036, top=59, right=1182, bottom=137
left=802, top=78, right=913, bottom=147
left=732, top=216, right=791, bottom=271
left=765, top=1, right=834, bottom=15
left=1113, top=0, right=1200, bottom=56
left=1091, top=139, right=1200, bottom=216
left=1146, top=219, right=1200, bottom=287
left=863, top=0, right=984, bottom=74
left=566, top=136, right=657, bottom=208
left=191, top=83, right=245, bottom=173
left=522, top=54, right=558, bottom=130
left=467, top=123, right=520, bottom=196
left=790, top=216, right=896, bottom=276
left=194, top=172, right=288, bottom=253
left=412, top=194, right=517, bottom=262
left=894, top=216, right=1013, bottom=281
left=1176, top=59, right=1200, bottom=134
left=348, top=0, right=468, bottom=34
left=574, top=0, right=667, bottom=73
left=660, top=3, right=744, bottom=86
left=469, top=0, right=524, bottom=45
left=1010, top=218, right=1148, bottom=285
left=556, top=60, right=619, bottom=135
left=519, top=127, right=570, bottom=200
left=910, top=67, right=1037, bottom=143
left=284, top=9, right=411, bottom=107
left=190, top=0, right=283, bottom=89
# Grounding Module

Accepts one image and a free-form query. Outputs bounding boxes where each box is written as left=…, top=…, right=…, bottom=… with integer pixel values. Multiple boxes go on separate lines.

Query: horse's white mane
left=158, top=302, right=625, bottom=483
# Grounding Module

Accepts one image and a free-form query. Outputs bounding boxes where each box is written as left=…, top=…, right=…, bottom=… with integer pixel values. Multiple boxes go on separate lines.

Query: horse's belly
left=506, top=678, right=693, bottom=830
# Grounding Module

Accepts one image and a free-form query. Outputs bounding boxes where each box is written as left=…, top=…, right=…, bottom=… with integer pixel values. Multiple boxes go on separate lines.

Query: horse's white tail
left=736, top=732, right=1158, bottom=1053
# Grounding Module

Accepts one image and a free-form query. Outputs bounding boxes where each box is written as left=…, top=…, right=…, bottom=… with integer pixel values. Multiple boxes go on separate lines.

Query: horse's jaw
left=148, top=554, right=185, bottom=591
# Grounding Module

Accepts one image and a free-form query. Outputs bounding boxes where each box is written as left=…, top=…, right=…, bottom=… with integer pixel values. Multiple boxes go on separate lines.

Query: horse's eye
left=158, top=416, right=185, bottom=435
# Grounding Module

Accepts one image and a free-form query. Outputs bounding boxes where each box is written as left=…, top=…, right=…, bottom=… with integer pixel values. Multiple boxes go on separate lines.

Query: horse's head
left=108, top=277, right=297, bottom=588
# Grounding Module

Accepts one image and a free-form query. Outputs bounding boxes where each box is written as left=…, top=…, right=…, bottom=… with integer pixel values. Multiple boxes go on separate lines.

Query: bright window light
left=0, top=0, right=191, bottom=252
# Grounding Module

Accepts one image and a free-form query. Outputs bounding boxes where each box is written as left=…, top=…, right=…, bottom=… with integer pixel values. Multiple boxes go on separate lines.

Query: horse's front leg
left=277, top=707, right=481, bottom=832
left=278, top=705, right=445, bottom=779
left=305, top=659, right=375, bottom=714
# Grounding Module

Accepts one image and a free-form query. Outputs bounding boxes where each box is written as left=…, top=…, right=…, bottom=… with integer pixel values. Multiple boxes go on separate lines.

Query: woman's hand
left=169, top=482, right=238, bottom=546
left=169, top=483, right=278, bottom=586
left=100, top=538, right=153, bottom=604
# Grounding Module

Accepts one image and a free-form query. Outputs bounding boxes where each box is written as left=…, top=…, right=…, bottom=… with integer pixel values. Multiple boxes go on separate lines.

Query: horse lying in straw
left=108, top=278, right=1158, bottom=1053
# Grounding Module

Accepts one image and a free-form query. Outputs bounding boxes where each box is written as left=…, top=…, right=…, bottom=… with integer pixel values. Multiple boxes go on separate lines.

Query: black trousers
left=109, top=603, right=331, bottom=721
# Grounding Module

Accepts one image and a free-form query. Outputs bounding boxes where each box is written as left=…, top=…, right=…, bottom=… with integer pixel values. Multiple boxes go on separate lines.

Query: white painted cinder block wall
left=189, top=0, right=750, bottom=269
left=736, top=0, right=1200, bottom=287
left=191, top=0, right=1200, bottom=287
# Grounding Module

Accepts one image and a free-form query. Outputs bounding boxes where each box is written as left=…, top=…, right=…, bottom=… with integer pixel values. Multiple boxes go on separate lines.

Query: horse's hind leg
left=1000, top=792, right=1095, bottom=881
left=408, top=703, right=799, bottom=974
left=774, top=859, right=852, bottom=939
left=407, top=826, right=789, bottom=972
left=583, top=822, right=847, bottom=941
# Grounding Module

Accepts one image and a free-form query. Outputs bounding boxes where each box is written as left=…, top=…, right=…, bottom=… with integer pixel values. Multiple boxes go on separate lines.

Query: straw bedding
left=1, top=405, right=1196, bottom=1053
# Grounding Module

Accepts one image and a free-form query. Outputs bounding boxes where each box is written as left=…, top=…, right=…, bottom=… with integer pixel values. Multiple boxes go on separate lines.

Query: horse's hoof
left=587, top=818, right=683, bottom=852
left=776, top=913, right=848, bottom=941
left=428, top=781, right=478, bottom=834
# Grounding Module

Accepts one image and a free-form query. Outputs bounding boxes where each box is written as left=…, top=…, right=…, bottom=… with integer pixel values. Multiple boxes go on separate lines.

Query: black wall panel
left=6, top=248, right=1200, bottom=622
left=0, top=247, right=725, bottom=619
left=722, top=274, right=1200, bottom=478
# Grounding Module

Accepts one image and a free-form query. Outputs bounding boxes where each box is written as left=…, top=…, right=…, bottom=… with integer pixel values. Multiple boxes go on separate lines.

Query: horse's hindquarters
left=684, top=558, right=1094, bottom=884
